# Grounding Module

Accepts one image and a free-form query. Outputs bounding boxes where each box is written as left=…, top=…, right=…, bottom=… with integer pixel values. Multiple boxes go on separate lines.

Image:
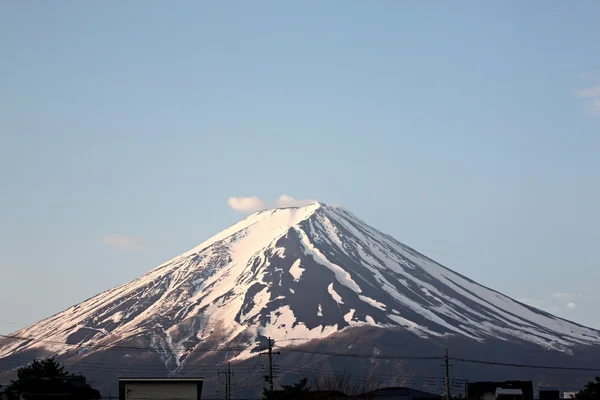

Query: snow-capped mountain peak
left=178, top=201, right=323, bottom=260
left=3, top=202, right=600, bottom=367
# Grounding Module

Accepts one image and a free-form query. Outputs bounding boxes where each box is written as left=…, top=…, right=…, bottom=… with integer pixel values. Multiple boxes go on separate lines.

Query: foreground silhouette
left=7, top=358, right=100, bottom=400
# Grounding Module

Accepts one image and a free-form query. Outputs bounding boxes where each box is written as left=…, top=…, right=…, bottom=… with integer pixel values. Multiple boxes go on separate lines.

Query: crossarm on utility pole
left=259, top=337, right=280, bottom=391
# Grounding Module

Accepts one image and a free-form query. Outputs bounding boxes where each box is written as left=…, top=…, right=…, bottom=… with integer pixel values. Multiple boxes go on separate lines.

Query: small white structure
left=496, top=388, right=524, bottom=400
left=481, top=392, right=496, bottom=400
left=119, top=378, right=204, bottom=400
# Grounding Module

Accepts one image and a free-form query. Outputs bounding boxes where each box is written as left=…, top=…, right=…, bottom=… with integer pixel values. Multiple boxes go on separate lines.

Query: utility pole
left=227, top=362, right=233, bottom=400
left=465, top=379, right=469, bottom=400
left=260, top=337, right=280, bottom=391
left=218, top=362, right=234, bottom=400
left=445, top=348, right=451, bottom=400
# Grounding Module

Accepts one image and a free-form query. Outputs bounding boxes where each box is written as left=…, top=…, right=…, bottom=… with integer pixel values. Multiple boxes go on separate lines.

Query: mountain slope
left=2, top=202, right=599, bottom=372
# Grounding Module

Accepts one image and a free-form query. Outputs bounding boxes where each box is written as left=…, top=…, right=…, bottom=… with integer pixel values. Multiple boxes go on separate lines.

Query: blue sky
left=1, top=1, right=599, bottom=334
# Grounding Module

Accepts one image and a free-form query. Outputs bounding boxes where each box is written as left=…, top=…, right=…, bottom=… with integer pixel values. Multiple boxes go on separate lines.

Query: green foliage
left=576, top=377, right=600, bottom=400
left=262, top=377, right=311, bottom=400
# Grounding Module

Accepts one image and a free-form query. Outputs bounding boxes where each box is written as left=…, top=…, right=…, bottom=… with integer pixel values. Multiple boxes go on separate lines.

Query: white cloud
left=522, top=293, right=582, bottom=313
left=575, top=82, right=600, bottom=115
left=227, top=195, right=317, bottom=213
left=227, top=196, right=267, bottom=212
left=275, top=195, right=317, bottom=208
left=575, top=86, right=600, bottom=98
left=552, top=292, right=579, bottom=299
left=101, top=234, right=147, bottom=251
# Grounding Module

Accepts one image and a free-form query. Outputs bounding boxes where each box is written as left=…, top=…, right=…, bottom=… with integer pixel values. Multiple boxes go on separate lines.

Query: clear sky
left=1, top=1, right=599, bottom=335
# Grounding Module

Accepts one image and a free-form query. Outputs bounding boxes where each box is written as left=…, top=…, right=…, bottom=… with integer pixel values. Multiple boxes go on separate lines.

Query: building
left=467, top=381, right=534, bottom=400
left=539, top=387, right=560, bottom=400
left=496, top=388, right=523, bottom=400
left=354, top=387, right=441, bottom=399
left=118, top=378, right=204, bottom=400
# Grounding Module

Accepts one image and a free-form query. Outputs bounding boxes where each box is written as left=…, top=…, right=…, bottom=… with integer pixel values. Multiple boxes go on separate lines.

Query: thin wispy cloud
left=275, top=194, right=317, bottom=208
left=575, top=77, right=600, bottom=115
left=227, top=195, right=316, bottom=213
left=520, top=292, right=582, bottom=314
left=227, top=196, right=267, bottom=212
left=552, top=292, right=579, bottom=299
left=580, top=73, right=600, bottom=80
left=575, top=86, right=600, bottom=98
left=101, top=234, right=147, bottom=252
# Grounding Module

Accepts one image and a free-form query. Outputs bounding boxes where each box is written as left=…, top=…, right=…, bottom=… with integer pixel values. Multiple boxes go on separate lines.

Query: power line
left=4, top=333, right=600, bottom=373
left=0, top=349, right=456, bottom=398
left=0, top=353, right=262, bottom=372
left=0, top=320, right=31, bottom=326
left=450, top=357, right=600, bottom=372
left=0, top=362, right=451, bottom=395
left=276, top=347, right=442, bottom=360
left=281, top=365, right=446, bottom=384
left=275, top=343, right=600, bottom=371
left=233, top=352, right=264, bottom=389
left=218, top=362, right=234, bottom=400
left=0, top=334, right=249, bottom=354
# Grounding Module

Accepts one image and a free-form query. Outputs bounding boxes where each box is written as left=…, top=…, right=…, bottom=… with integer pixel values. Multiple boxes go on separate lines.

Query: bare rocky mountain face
left=1, top=203, right=599, bottom=396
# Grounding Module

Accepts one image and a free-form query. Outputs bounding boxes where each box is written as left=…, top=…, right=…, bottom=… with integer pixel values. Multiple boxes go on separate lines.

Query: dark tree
left=576, top=377, right=600, bottom=400
left=263, top=377, right=311, bottom=400
left=8, top=358, right=100, bottom=399
left=12, top=358, right=67, bottom=383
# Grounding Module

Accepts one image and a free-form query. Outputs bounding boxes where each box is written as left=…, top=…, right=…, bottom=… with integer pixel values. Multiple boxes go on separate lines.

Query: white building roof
left=496, top=388, right=523, bottom=395
left=119, top=377, right=204, bottom=383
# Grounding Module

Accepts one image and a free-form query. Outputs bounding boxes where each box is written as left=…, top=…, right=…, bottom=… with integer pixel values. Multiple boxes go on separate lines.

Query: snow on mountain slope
left=2, top=202, right=599, bottom=367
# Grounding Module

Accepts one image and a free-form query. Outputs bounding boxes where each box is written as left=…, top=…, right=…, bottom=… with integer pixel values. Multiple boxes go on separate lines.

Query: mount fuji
left=1, top=202, right=599, bottom=394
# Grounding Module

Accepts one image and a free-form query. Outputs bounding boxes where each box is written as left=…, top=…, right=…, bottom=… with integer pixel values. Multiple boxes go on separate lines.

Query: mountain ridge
left=2, top=202, right=599, bottom=369
left=3, top=201, right=600, bottom=396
